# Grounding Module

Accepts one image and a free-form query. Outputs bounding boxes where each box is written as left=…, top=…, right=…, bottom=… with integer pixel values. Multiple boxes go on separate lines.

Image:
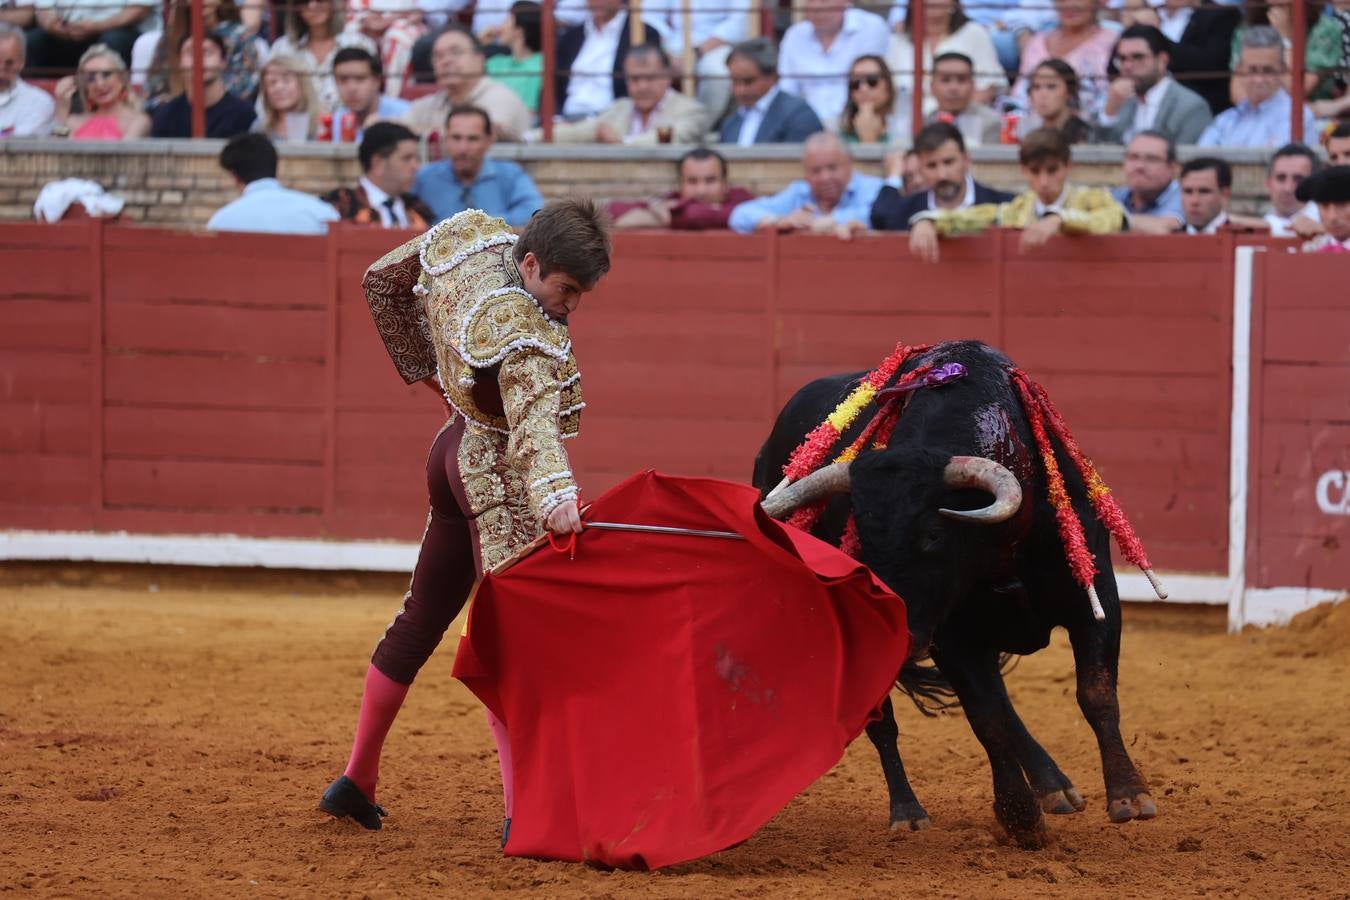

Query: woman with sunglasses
left=841, top=55, right=910, bottom=144
left=269, top=0, right=375, bottom=111
left=886, top=0, right=1005, bottom=110
left=1019, top=58, right=1092, bottom=144
left=51, top=44, right=150, bottom=140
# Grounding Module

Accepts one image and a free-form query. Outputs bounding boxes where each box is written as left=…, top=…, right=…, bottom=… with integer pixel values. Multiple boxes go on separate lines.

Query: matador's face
left=519, top=251, right=591, bottom=323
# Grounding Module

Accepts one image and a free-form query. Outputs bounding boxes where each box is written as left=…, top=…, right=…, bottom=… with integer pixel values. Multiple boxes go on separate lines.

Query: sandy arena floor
left=2, top=562, right=1348, bottom=898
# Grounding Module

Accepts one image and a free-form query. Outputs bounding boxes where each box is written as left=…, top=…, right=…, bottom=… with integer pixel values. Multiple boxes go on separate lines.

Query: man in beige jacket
left=406, top=25, right=532, bottom=142
left=547, top=44, right=707, bottom=145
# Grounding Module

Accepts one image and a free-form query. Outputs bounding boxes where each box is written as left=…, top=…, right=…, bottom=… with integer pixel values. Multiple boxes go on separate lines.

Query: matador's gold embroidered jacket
left=362, top=209, right=583, bottom=570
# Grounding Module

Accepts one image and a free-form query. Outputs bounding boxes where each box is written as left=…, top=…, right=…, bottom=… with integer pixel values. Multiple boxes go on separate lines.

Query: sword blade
left=584, top=522, right=746, bottom=541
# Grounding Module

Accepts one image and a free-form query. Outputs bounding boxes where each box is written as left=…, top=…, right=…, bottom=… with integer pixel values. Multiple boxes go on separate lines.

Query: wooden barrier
left=0, top=222, right=1325, bottom=588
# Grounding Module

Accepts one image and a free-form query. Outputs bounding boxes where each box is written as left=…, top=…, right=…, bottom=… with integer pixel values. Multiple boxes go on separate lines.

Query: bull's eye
left=919, top=526, right=944, bottom=553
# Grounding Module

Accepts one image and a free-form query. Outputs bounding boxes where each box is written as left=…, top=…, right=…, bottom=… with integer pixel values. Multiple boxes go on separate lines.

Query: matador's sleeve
left=1053, top=187, right=1126, bottom=235
left=361, top=234, right=437, bottom=385
left=499, top=349, right=578, bottom=526
left=910, top=202, right=1004, bottom=237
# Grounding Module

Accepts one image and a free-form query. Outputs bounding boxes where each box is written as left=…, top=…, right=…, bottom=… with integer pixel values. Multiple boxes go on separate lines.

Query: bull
left=753, top=340, right=1157, bottom=848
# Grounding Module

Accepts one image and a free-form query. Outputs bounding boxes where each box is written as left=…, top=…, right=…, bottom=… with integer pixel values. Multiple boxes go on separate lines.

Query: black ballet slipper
left=318, top=776, right=384, bottom=830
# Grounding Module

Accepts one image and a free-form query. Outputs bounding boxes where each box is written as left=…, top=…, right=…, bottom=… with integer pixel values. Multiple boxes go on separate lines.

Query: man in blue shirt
left=1111, top=130, right=1184, bottom=233
left=413, top=105, right=543, bottom=227
left=729, top=132, right=882, bottom=237
left=330, top=47, right=411, bottom=145
left=1198, top=26, right=1317, bottom=149
left=207, top=133, right=340, bottom=235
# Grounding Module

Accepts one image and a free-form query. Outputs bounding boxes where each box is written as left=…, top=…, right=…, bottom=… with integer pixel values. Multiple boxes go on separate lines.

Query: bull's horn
left=761, top=463, right=851, bottom=519
left=939, top=456, right=1022, bottom=524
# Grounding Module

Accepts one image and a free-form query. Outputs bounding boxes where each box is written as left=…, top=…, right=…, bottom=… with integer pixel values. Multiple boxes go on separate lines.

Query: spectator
left=1, top=1, right=34, bottom=27
left=143, top=0, right=263, bottom=109
left=255, top=53, right=320, bottom=141
left=26, top=0, right=150, bottom=71
left=413, top=105, right=542, bottom=226
left=344, top=0, right=425, bottom=98
left=549, top=44, right=706, bottom=143
left=330, top=47, right=409, bottom=143
left=1229, top=1, right=1345, bottom=105
left=886, top=0, right=1005, bottom=108
left=898, top=147, right=925, bottom=193
left=841, top=54, right=908, bottom=144
left=608, top=147, right=754, bottom=229
left=1112, top=129, right=1183, bottom=231
left=1198, top=26, right=1317, bottom=148
left=1013, top=0, right=1118, bottom=119
left=1097, top=25, right=1212, bottom=145
left=51, top=43, right=149, bottom=139
left=1328, top=121, right=1350, bottom=165
left=1262, top=143, right=1320, bottom=236
left=871, top=121, right=1014, bottom=230
left=406, top=26, right=531, bottom=142
left=1296, top=165, right=1350, bottom=252
left=1177, top=156, right=1231, bottom=233
left=1018, top=58, right=1092, bottom=144
left=719, top=37, right=824, bottom=145
left=0, top=21, right=54, bottom=136
left=925, top=51, right=1000, bottom=147
left=269, top=0, right=376, bottom=112
left=908, top=128, right=1124, bottom=263
left=640, top=0, right=749, bottom=125
left=485, top=1, right=543, bottom=112
left=151, top=33, right=257, bottom=138
left=321, top=121, right=433, bottom=228
left=556, top=0, right=663, bottom=120
left=730, top=132, right=882, bottom=238
left=1119, top=0, right=1240, bottom=115
left=208, top=133, right=340, bottom=234
left=778, top=0, right=890, bottom=127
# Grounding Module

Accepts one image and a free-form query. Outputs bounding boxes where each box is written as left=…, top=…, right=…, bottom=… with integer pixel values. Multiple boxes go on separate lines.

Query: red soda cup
left=340, top=112, right=357, bottom=143
left=317, top=112, right=333, bottom=142
left=1000, top=111, right=1019, bottom=144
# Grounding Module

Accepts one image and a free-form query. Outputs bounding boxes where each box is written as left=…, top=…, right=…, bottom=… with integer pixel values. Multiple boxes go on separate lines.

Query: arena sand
left=2, top=563, right=1348, bottom=899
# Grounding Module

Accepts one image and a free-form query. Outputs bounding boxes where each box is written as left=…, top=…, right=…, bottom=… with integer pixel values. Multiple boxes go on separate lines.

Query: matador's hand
left=546, top=500, right=583, bottom=534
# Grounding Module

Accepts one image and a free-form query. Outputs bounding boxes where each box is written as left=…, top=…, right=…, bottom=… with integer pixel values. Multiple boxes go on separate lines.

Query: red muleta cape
left=451, top=471, right=911, bottom=870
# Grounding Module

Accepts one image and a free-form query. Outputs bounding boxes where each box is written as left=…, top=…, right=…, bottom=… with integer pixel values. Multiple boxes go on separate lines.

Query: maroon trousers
left=370, top=418, right=482, bottom=685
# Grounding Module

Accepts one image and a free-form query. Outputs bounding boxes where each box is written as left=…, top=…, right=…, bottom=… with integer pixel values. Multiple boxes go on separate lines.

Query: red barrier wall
left=2, top=223, right=1250, bottom=575
left=1248, top=250, right=1350, bottom=590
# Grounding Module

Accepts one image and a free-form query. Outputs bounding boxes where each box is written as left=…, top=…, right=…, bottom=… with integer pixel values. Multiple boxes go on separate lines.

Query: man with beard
left=870, top=122, right=1014, bottom=232
left=729, top=131, right=882, bottom=239
left=413, top=105, right=543, bottom=226
left=1096, top=25, right=1211, bottom=146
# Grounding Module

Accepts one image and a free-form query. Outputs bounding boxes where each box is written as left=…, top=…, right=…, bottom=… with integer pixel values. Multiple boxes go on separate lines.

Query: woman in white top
left=886, top=0, right=1005, bottom=111
left=254, top=53, right=321, bottom=141
left=268, top=0, right=376, bottom=112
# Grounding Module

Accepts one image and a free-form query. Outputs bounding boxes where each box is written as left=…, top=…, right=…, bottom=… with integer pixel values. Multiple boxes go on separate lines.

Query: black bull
left=752, top=341, right=1156, bottom=848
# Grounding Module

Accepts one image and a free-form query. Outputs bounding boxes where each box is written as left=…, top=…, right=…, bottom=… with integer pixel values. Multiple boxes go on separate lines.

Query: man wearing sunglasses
left=1096, top=25, right=1211, bottom=146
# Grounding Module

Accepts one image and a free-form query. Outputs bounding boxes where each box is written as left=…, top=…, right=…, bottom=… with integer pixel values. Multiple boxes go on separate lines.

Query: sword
left=583, top=522, right=746, bottom=541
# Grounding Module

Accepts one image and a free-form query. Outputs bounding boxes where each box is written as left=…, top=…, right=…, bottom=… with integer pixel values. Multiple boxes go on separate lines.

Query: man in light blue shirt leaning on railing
left=729, top=132, right=882, bottom=237
left=207, top=133, right=340, bottom=235
left=414, top=105, right=544, bottom=227
left=1197, top=25, right=1318, bottom=149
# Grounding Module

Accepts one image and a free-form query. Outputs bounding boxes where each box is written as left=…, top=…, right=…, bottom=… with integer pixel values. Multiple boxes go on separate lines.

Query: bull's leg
left=1065, top=577, right=1156, bottom=824
left=987, top=676, right=1086, bottom=815
left=929, top=641, right=1047, bottom=849
left=864, top=694, right=930, bottom=831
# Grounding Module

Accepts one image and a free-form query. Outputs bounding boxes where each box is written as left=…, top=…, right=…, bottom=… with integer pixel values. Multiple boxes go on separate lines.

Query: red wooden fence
left=0, top=222, right=1299, bottom=580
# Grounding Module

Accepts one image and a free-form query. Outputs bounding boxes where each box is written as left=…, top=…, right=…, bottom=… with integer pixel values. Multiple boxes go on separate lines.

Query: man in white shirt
left=778, top=0, right=889, bottom=127
left=320, top=122, right=436, bottom=229
left=1178, top=157, right=1230, bottom=234
left=555, top=0, right=663, bottom=121
left=0, top=22, right=54, bottom=137
left=1261, top=143, right=1320, bottom=237
left=1096, top=24, right=1212, bottom=146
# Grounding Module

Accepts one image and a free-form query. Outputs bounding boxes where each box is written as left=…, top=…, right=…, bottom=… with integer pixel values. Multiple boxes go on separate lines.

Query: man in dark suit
left=718, top=37, right=824, bottom=145
left=871, top=122, right=1014, bottom=231
left=1122, top=0, right=1240, bottom=115
left=321, top=122, right=435, bottom=229
left=556, top=0, right=664, bottom=120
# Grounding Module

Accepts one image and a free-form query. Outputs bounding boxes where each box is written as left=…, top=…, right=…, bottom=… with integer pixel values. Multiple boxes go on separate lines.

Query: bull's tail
left=896, top=653, right=1019, bottom=716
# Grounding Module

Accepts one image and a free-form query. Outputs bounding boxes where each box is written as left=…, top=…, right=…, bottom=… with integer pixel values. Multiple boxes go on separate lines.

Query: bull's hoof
left=995, top=803, right=1050, bottom=850
left=1039, top=786, right=1086, bottom=815
left=1108, top=793, right=1158, bottom=823
left=889, top=800, right=932, bottom=832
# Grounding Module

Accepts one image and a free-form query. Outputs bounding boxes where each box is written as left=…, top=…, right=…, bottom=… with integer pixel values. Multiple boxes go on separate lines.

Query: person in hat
left=318, top=200, right=612, bottom=837
left=1297, top=166, right=1350, bottom=253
